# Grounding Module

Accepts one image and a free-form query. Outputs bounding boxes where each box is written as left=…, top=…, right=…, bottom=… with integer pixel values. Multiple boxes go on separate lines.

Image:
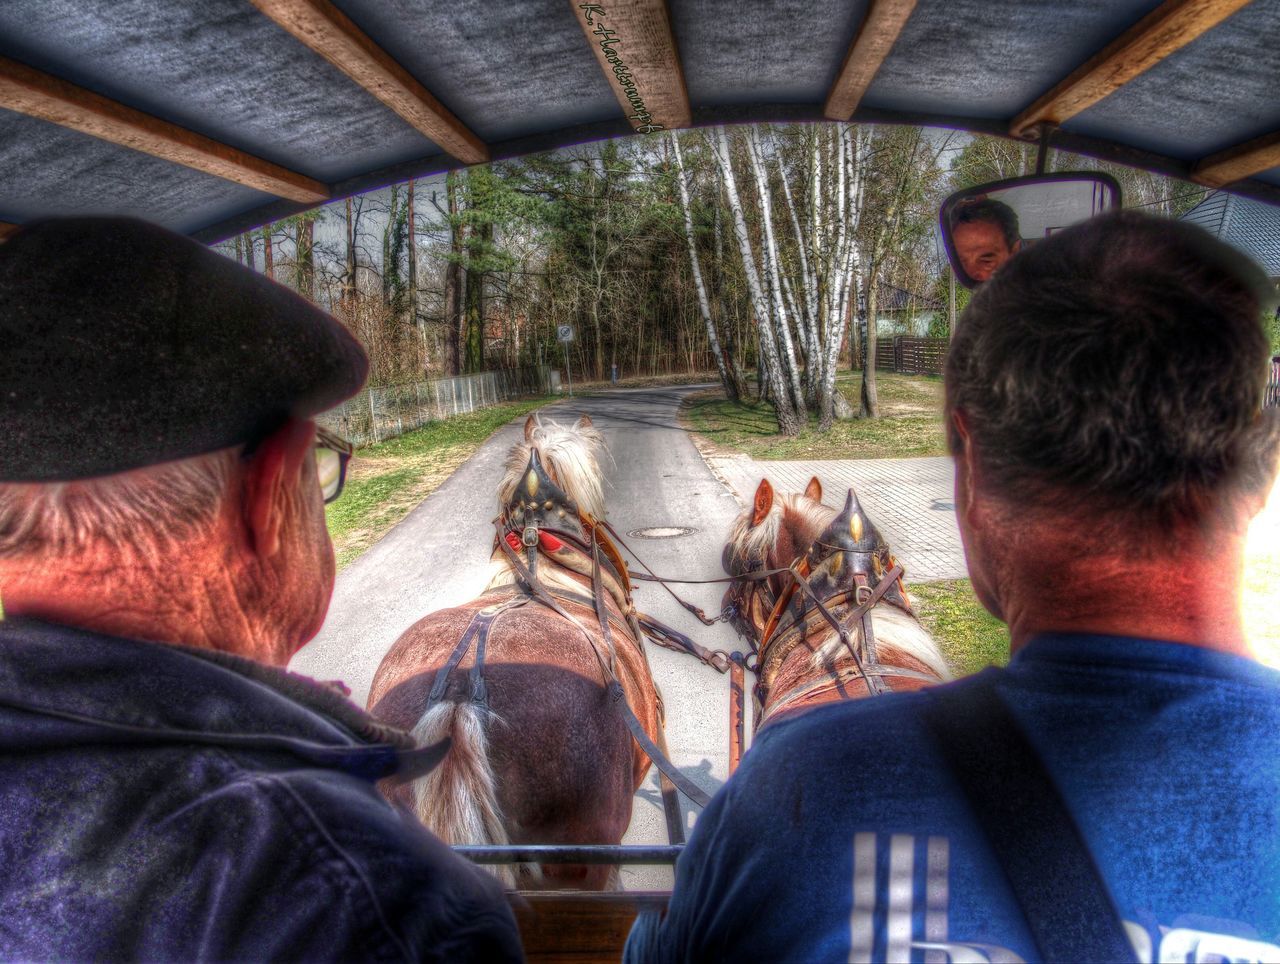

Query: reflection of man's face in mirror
left=950, top=198, right=1022, bottom=283
left=954, top=221, right=1020, bottom=282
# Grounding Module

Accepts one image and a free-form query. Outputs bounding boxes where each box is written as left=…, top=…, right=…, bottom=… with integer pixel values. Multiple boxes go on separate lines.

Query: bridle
left=725, top=492, right=940, bottom=722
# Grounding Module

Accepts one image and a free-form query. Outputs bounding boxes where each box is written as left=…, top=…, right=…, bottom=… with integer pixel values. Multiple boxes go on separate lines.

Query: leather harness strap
left=532, top=523, right=738, bottom=673
left=763, top=661, right=941, bottom=724
left=425, top=599, right=527, bottom=715
left=923, top=678, right=1138, bottom=963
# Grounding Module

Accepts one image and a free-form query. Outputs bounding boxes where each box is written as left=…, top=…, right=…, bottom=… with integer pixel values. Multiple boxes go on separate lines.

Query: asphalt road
left=290, top=385, right=753, bottom=889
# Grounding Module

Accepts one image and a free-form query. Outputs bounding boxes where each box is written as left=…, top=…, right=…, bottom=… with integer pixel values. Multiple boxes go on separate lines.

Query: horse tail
left=408, top=701, right=537, bottom=888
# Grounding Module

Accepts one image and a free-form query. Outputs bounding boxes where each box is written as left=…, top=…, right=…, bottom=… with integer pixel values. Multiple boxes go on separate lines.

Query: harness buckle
left=522, top=525, right=539, bottom=548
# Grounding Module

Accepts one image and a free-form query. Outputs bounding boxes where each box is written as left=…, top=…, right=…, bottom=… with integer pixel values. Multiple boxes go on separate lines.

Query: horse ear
left=524, top=414, right=538, bottom=441
left=575, top=414, right=593, bottom=430
left=804, top=476, right=822, bottom=502
left=751, top=479, right=774, bottom=527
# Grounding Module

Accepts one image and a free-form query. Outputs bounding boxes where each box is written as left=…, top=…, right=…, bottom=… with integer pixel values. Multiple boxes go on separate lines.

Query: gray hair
left=0, top=448, right=238, bottom=568
left=945, top=210, right=1280, bottom=535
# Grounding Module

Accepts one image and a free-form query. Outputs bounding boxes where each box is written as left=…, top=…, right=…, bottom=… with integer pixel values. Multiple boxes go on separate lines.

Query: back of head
left=945, top=209, right=1279, bottom=535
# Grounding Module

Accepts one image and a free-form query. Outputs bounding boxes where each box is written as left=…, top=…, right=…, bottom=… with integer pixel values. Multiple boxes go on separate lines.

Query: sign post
left=556, top=325, right=575, bottom=397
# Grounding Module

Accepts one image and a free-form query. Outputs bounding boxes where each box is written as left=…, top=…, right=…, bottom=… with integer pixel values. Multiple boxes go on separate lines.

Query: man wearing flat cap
left=0, top=218, right=521, bottom=961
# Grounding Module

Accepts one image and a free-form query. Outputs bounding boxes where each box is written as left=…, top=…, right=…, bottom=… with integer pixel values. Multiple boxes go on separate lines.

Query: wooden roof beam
left=0, top=56, right=328, bottom=204
left=251, top=0, right=489, bottom=165
left=570, top=0, right=691, bottom=133
left=1011, top=0, right=1253, bottom=140
left=824, top=0, right=919, bottom=121
left=1193, top=130, right=1280, bottom=187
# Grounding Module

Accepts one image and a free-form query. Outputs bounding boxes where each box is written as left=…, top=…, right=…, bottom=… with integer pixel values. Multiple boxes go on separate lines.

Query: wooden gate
left=875, top=337, right=948, bottom=376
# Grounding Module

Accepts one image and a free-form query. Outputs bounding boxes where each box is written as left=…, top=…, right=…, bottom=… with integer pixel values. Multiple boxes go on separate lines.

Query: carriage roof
left=0, top=0, right=1277, bottom=243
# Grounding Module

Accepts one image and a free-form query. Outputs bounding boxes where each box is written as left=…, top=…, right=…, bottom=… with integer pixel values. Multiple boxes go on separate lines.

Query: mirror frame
left=940, top=172, right=1122, bottom=289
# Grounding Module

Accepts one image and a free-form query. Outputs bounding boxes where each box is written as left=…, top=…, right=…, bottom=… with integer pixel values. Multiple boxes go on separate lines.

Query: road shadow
left=635, top=757, right=723, bottom=816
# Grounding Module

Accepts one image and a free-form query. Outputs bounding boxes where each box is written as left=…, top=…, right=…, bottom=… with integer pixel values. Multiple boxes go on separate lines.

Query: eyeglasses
left=315, top=425, right=354, bottom=504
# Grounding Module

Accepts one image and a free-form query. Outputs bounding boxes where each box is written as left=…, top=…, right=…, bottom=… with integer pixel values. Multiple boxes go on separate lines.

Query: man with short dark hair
left=628, top=211, right=1280, bottom=962
left=951, top=196, right=1022, bottom=282
left=0, top=218, right=521, bottom=961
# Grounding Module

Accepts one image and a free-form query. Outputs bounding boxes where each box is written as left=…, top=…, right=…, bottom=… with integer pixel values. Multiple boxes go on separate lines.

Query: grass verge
left=683, top=373, right=947, bottom=460
left=909, top=579, right=1011, bottom=677
left=325, top=397, right=554, bottom=570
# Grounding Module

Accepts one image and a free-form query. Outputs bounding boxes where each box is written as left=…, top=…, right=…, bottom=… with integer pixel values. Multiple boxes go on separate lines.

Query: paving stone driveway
left=704, top=453, right=968, bottom=583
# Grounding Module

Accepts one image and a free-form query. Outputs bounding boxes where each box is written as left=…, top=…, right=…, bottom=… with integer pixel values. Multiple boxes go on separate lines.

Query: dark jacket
left=0, top=617, right=522, bottom=962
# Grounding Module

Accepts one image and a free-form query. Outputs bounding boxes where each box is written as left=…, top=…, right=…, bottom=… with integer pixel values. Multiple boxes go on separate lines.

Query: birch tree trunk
left=817, top=125, right=865, bottom=428
left=777, top=137, right=820, bottom=399
left=710, top=127, right=801, bottom=435
left=746, top=125, right=806, bottom=416
left=671, top=131, right=738, bottom=402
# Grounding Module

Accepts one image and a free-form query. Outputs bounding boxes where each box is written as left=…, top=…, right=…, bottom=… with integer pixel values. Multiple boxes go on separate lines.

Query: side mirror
left=940, top=173, right=1122, bottom=289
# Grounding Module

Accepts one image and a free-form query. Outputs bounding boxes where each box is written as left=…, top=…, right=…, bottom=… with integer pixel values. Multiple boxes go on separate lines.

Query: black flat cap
left=1, top=217, right=368, bottom=482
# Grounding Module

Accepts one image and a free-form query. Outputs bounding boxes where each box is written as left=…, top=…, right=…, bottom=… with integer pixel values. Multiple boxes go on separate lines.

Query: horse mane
left=498, top=415, right=609, bottom=521
left=725, top=492, right=836, bottom=571
left=483, top=557, right=590, bottom=600
left=811, top=604, right=952, bottom=681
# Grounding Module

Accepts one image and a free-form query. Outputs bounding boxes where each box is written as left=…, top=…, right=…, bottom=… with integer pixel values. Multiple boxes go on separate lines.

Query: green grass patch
left=910, top=579, right=1010, bottom=677
left=684, top=373, right=947, bottom=460
left=326, top=397, right=554, bottom=570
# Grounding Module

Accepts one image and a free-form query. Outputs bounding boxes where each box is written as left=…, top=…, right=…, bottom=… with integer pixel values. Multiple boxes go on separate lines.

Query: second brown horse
left=724, top=476, right=950, bottom=728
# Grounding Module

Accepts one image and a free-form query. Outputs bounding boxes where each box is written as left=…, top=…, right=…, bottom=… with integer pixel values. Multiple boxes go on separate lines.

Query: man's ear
left=751, top=478, right=774, bottom=527
left=804, top=476, right=822, bottom=502
left=244, top=419, right=316, bottom=559
left=951, top=411, right=977, bottom=518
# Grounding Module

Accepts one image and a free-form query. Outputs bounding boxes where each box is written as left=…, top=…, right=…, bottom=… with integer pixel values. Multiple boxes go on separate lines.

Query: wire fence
left=318, top=366, right=559, bottom=447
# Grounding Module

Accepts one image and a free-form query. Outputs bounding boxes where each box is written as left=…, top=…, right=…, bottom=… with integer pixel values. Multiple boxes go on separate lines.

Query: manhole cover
left=627, top=526, right=699, bottom=539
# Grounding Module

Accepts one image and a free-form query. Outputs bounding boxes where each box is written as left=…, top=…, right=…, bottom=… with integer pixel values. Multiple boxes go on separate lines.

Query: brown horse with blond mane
left=367, top=414, right=665, bottom=890
left=724, top=476, right=950, bottom=728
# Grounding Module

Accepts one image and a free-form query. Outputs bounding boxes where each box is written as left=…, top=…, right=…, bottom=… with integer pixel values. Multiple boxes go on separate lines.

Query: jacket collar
left=0, top=617, right=424, bottom=782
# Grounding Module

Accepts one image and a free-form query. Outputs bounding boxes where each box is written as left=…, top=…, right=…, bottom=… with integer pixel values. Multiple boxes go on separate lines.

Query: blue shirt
left=627, top=635, right=1280, bottom=963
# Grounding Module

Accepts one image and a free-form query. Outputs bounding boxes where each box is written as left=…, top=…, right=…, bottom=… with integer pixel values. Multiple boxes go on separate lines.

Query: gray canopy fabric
left=0, top=0, right=1276, bottom=242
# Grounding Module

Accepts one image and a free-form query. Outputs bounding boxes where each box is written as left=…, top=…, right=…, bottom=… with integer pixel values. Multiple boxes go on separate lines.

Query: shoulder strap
left=921, top=676, right=1137, bottom=963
